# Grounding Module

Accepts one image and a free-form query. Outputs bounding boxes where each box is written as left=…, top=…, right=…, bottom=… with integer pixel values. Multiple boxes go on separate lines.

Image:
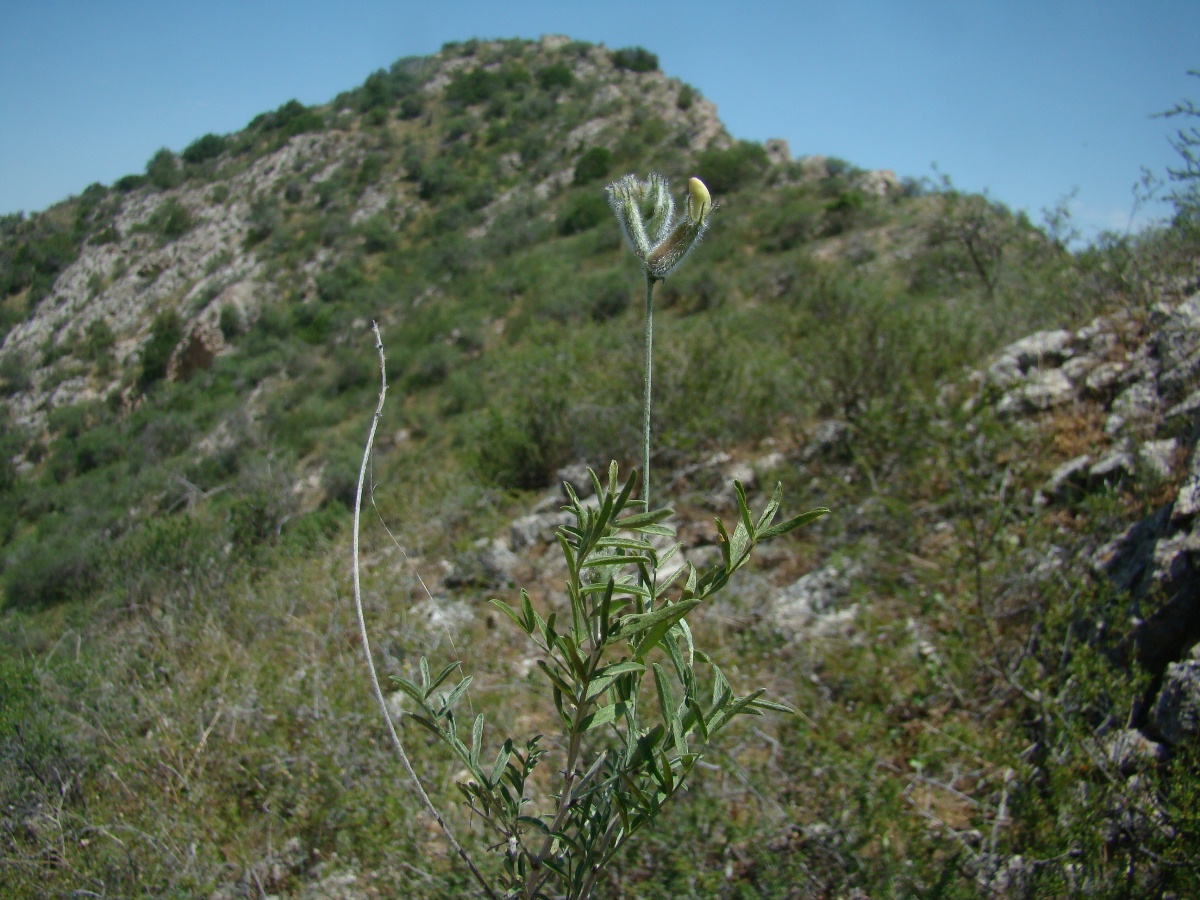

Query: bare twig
left=351, top=321, right=496, bottom=900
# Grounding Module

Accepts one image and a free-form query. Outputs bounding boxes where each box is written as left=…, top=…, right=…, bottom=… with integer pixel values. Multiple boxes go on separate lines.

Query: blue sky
left=2, top=1, right=1197, bottom=241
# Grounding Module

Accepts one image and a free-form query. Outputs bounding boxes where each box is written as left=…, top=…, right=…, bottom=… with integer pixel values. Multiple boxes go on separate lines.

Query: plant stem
left=641, top=272, right=656, bottom=509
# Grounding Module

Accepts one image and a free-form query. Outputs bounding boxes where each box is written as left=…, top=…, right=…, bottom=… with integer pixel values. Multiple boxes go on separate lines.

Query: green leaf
left=518, top=814, right=551, bottom=835
left=407, top=713, right=442, bottom=738
left=757, top=506, right=830, bottom=539
left=581, top=701, right=628, bottom=732
left=728, top=521, right=750, bottom=568
left=556, top=530, right=577, bottom=578
left=537, top=659, right=576, bottom=700
left=470, top=714, right=484, bottom=767
left=617, top=598, right=701, bottom=641
left=612, top=464, right=638, bottom=516
left=389, top=675, right=424, bottom=705
left=520, top=589, right=535, bottom=632
left=439, top=676, right=473, bottom=715
left=622, top=599, right=702, bottom=661
left=595, top=537, right=656, bottom=552
left=734, top=479, right=754, bottom=538
left=581, top=553, right=653, bottom=569
left=711, top=689, right=768, bottom=732
left=633, top=523, right=676, bottom=537
left=756, top=482, right=783, bottom=533
left=584, top=661, right=646, bottom=702
left=658, top=749, right=675, bottom=794
left=419, top=657, right=430, bottom=692
left=749, top=697, right=797, bottom=715
left=490, top=599, right=529, bottom=634
left=653, top=663, right=687, bottom=756
left=428, top=661, right=463, bottom=697
left=598, top=577, right=615, bottom=643
left=614, top=507, right=674, bottom=530
left=489, top=739, right=513, bottom=786
left=556, top=633, right=587, bottom=679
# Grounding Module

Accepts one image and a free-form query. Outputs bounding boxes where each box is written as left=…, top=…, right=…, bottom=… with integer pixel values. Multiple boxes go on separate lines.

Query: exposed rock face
left=1151, top=651, right=1200, bottom=744
left=981, top=286, right=1200, bottom=734
left=771, top=560, right=861, bottom=640
left=167, top=319, right=223, bottom=381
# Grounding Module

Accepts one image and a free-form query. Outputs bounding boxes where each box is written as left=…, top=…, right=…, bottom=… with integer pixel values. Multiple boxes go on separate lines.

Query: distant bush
left=114, top=173, right=147, bottom=192
left=677, top=84, right=695, bottom=110
left=181, top=133, right=227, bottom=164
left=149, top=198, right=194, bottom=241
left=559, top=192, right=609, bottom=234
left=145, top=148, right=181, bottom=190
left=3, top=522, right=98, bottom=609
left=538, top=63, right=574, bottom=91
left=573, top=146, right=613, bottom=184
left=397, top=94, right=424, bottom=119
left=472, top=389, right=571, bottom=490
left=610, top=46, right=659, bottom=72
left=218, top=304, right=243, bottom=341
left=139, top=309, right=183, bottom=389
left=249, top=99, right=325, bottom=137
left=0, top=351, right=31, bottom=397
left=445, top=65, right=530, bottom=106
left=697, top=141, right=770, bottom=193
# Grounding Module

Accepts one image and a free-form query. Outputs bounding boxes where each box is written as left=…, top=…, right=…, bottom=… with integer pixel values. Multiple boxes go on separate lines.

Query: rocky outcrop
left=980, top=286, right=1200, bottom=737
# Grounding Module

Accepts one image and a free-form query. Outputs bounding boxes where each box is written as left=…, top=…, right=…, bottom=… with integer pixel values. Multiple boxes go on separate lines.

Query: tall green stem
left=642, top=272, right=656, bottom=510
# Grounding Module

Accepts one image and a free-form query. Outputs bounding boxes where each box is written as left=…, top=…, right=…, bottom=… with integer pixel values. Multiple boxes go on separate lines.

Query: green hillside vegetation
left=2, top=37, right=1199, bottom=897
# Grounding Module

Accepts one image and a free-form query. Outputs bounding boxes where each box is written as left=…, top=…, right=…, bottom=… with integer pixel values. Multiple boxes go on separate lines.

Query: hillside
left=2, top=35, right=1200, bottom=898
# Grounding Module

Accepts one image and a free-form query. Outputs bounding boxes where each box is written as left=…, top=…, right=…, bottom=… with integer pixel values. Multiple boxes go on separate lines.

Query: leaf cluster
left=395, top=462, right=826, bottom=898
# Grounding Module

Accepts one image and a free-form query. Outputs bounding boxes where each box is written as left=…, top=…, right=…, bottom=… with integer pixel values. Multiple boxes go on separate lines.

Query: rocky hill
left=2, top=35, right=1199, bottom=899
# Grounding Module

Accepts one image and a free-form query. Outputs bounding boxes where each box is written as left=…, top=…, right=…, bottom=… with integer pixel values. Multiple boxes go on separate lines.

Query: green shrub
left=676, top=84, right=695, bottom=110
left=145, top=148, right=181, bottom=190
left=3, top=523, right=99, bottom=609
left=114, top=173, right=147, bottom=192
left=139, top=309, right=183, bottom=389
left=559, top=192, right=609, bottom=234
left=573, top=146, right=613, bottom=184
left=538, top=63, right=574, bottom=91
left=181, top=133, right=227, bottom=164
left=149, top=198, right=194, bottom=241
left=610, top=46, right=658, bottom=72
left=696, top=141, right=770, bottom=193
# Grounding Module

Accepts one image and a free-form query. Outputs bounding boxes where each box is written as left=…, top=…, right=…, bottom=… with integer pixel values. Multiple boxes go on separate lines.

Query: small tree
left=1157, top=70, right=1200, bottom=236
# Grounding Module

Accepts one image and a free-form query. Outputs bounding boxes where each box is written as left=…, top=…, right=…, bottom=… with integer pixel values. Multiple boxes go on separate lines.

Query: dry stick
left=351, top=321, right=497, bottom=900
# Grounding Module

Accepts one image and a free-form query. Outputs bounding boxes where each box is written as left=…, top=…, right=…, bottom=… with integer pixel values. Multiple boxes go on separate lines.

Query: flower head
left=606, top=173, right=714, bottom=279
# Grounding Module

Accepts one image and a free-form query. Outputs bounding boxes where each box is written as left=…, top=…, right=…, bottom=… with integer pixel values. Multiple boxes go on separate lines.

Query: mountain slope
left=2, top=35, right=1199, bottom=899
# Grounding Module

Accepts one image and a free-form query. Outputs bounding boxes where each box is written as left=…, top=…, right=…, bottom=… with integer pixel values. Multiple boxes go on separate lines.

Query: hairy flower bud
left=687, top=177, right=711, bottom=223
left=606, top=172, right=714, bottom=279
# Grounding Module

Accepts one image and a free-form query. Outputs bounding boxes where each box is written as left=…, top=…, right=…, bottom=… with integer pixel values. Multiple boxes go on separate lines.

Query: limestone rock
left=764, top=138, right=791, bottom=166
left=1151, top=656, right=1200, bottom=745
left=1172, top=442, right=1200, bottom=523
left=555, top=462, right=595, bottom=500
left=509, top=509, right=572, bottom=551
left=1105, top=728, right=1166, bottom=773
left=771, top=560, right=860, bottom=638
left=1139, top=439, right=1179, bottom=482
left=802, top=419, right=851, bottom=461
left=1084, top=360, right=1129, bottom=399
left=997, top=329, right=1074, bottom=371
left=998, top=369, right=1075, bottom=415
left=1105, top=380, right=1160, bottom=438
left=1089, top=450, right=1134, bottom=488
left=1041, top=455, right=1091, bottom=503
